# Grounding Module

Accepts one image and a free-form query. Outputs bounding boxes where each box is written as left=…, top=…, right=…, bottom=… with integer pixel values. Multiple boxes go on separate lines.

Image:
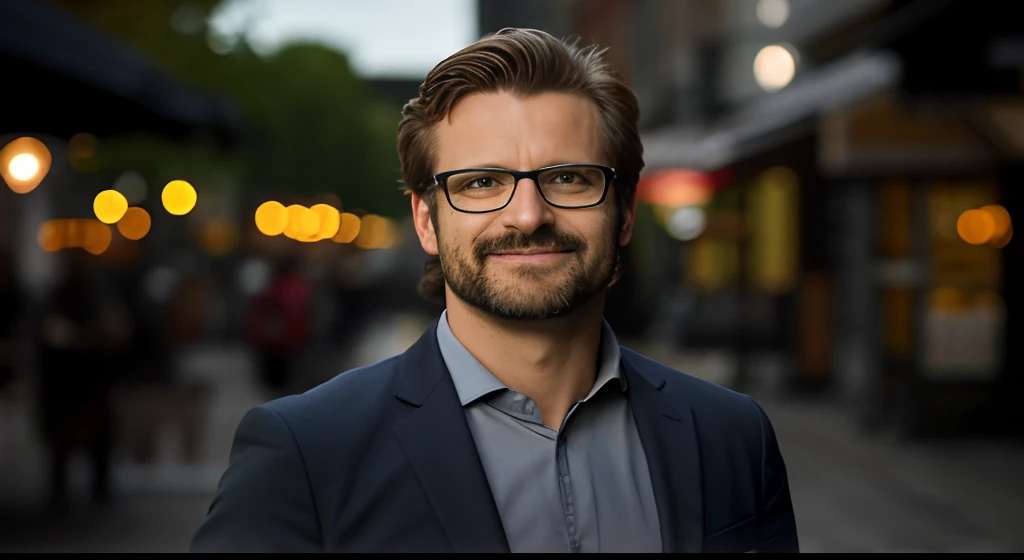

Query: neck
left=444, top=289, right=607, bottom=430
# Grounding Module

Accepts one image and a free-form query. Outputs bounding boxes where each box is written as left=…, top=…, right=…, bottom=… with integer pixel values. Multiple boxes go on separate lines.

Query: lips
left=490, top=249, right=574, bottom=256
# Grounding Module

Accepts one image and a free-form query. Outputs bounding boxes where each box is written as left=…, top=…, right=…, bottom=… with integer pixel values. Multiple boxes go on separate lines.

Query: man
left=191, top=28, right=798, bottom=553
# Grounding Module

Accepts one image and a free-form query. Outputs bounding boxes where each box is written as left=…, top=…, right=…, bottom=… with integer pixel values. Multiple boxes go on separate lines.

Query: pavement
left=1, top=312, right=1021, bottom=553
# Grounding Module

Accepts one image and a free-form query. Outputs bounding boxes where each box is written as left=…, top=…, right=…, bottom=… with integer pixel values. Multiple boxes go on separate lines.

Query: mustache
left=473, top=227, right=587, bottom=261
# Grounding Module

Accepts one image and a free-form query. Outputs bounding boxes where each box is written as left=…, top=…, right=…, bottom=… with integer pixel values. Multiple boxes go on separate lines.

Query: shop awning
left=642, top=50, right=903, bottom=172
left=0, top=0, right=241, bottom=140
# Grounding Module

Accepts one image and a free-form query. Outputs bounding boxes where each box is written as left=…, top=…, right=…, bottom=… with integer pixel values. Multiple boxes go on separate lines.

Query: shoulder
left=255, top=354, right=405, bottom=460
left=620, top=346, right=768, bottom=438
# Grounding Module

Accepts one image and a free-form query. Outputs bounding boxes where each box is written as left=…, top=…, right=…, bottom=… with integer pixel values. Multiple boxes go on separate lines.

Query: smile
left=488, top=250, right=573, bottom=262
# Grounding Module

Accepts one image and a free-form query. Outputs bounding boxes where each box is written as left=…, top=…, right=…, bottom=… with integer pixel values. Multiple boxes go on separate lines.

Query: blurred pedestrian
left=243, top=255, right=311, bottom=397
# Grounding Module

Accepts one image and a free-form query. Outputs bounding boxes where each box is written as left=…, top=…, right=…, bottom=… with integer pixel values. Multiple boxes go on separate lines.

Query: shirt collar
left=435, top=309, right=627, bottom=407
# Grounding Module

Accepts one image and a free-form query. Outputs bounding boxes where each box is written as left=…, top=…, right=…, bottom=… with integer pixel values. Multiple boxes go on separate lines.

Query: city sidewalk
left=1, top=316, right=1021, bottom=552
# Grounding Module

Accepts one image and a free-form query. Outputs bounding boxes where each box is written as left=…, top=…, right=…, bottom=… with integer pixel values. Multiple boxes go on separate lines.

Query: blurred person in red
left=243, top=255, right=311, bottom=397
left=193, top=28, right=797, bottom=553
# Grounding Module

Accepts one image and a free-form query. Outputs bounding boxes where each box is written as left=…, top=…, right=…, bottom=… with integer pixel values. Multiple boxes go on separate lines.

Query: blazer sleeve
left=190, top=405, right=323, bottom=552
left=748, top=397, right=800, bottom=553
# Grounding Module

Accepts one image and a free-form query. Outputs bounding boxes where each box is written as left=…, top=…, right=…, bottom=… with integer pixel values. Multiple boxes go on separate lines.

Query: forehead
left=433, top=91, right=605, bottom=172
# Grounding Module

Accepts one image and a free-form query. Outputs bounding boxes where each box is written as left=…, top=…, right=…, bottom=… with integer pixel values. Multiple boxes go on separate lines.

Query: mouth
left=488, top=248, right=574, bottom=262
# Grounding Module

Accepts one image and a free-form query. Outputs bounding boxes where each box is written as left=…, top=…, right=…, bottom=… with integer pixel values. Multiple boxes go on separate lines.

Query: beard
left=436, top=222, right=618, bottom=321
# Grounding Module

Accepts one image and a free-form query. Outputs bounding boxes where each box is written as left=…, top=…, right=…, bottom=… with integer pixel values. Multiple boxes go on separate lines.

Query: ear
left=411, top=191, right=439, bottom=256
left=618, top=195, right=638, bottom=246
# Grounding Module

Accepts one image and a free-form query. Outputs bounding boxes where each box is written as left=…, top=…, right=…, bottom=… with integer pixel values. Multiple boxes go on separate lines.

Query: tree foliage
left=45, top=0, right=406, bottom=218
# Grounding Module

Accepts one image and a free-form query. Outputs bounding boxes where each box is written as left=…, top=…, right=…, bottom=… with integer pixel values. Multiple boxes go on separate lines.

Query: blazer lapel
left=622, top=350, right=704, bottom=553
left=392, top=321, right=510, bottom=553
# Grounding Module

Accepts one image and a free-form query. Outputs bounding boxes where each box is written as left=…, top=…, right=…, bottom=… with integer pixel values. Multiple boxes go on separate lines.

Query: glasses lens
left=445, top=170, right=517, bottom=212
left=538, top=166, right=608, bottom=207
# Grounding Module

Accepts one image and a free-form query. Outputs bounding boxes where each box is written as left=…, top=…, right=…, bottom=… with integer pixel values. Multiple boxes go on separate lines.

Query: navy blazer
left=191, top=321, right=799, bottom=553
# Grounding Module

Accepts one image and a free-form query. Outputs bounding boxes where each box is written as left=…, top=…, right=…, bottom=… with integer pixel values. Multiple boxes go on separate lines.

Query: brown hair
left=397, top=28, right=644, bottom=302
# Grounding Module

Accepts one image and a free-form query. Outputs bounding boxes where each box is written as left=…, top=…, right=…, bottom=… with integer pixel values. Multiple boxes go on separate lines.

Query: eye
left=468, top=177, right=494, bottom=189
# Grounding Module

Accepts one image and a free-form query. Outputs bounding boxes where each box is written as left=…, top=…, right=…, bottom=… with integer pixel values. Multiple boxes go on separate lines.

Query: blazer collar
left=391, top=320, right=704, bottom=553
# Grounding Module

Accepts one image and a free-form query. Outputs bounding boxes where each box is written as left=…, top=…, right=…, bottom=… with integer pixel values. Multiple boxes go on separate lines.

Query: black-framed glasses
left=419, top=163, right=615, bottom=214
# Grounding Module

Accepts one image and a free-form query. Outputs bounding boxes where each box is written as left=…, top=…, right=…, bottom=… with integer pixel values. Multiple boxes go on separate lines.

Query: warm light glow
left=298, top=208, right=321, bottom=239
left=957, top=209, right=995, bottom=245
left=255, top=200, right=288, bottom=236
left=1, top=136, right=52, bottom=194
left=958, top=205, right=1013, bottom=248
left=93, top=190, right=129, bottom=224
left=38, top=218, right=112, bottom=254
left=9, top=153, right=39, bottom=181
left=353, top=215, right=387, bottom=249
left=284, top=204, right=307, bottom=240
left=982, top=205, right=1012, bottom=248
left=200, top=220, right=237, bottom=256
left=754, top=45, right=796, bottom=92
left=162, top=180, right=197, bottom=215
left=37, top=221, right=62, bottom=252
left=83, top=221, right=113, bottom=255
left=310, top=203, right=341, bottom=240
left=637, top=169, right=714, bottom=207
left=117, top=207, right=152, bottom=240
left=333, top=212, right=361, bottom=243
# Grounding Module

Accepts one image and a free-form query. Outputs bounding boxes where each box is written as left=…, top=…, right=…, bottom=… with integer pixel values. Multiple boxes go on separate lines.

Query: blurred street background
left=2, top=0, right=1023, bottom=553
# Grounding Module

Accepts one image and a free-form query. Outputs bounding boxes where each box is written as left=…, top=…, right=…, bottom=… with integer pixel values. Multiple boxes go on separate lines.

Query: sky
left=208, top=0, right=478, bottom=78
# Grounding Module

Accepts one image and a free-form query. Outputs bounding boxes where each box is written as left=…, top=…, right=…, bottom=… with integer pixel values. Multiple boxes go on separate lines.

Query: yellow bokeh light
left=162, top=180, right=197, bottom=216
left=93, top=190, right=129, bottom=224
left=117, top=207, right=151, bottom=240
left=298, top=208, right=321, bottom=239
left=284, top=204, right=307, bottom=240
left=1, top=136, right=52, bottom=194
left=310, top=203, right=340, bottom=240
left=255, top=200, right=288, bottom=236
left=333, top=212, right=361, bottom=243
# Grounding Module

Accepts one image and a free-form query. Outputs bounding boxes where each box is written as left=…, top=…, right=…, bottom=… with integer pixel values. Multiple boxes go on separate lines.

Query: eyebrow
left=445, top=161, right=602, bottom=170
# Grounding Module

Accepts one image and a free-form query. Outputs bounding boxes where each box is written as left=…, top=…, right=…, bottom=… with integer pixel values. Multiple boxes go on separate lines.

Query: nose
left=498, top=178, right=555, bottom=234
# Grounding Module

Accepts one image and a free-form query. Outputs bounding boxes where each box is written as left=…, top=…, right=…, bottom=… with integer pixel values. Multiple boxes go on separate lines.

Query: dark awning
left=0, top=0, right=241, bottom=142
left=642, top=50, right=902, bottom=173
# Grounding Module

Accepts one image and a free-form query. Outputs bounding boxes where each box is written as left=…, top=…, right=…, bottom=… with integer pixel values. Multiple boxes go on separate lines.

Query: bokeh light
left=255, top=200, right=288, bottom=236
left=958, top=205, right=1013, bottom=247
left=162, top=180, right=197, bottom=215
left=333, top=212, right=361, bottom=243
left=756, top=0, right=790, bottom=28
left=1, top=136, right=52, bottom=194
left=754, top=44, right=796, bottom=92
left=93, top=190, right=129, bottom=224
left=298, top=208, right=321, bottom=239
left=353, top=214, right=387, bottom=249
left=9, top=153, right=39, bottom=181
left=117, top=207, right=152, bottom=240
left=310, top=203, right=341, bottom=240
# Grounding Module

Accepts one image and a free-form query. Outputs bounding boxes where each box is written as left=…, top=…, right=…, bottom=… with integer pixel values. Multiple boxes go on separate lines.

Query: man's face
left=412, top=91, right=635, bottom=320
